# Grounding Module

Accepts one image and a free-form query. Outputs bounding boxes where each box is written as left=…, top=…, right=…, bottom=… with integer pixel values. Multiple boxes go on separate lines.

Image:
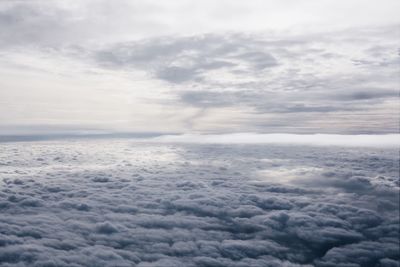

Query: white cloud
left=149, top=133, right=400, bottom=148
left=1, top=0, right=399, bottom=45
left=0, top=0, right=398, bottom=134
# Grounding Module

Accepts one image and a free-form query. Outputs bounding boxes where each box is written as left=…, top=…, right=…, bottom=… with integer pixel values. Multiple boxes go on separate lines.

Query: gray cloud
left=177, top=87, right=396, bottom=115
left=91, top=30, right=398, bottom=133
left=235, top=51, right=278, bottom=69
left=0, top=1, right=398, bottom=134
left=0, top=0, right=171, bottom=47
left=0, top=140, right=398, bottom=266
left=94, top=34, right=279, bottom=84
left=156, top=66, right=201, bottom=84
left=0, top=2, right=79, bottom=47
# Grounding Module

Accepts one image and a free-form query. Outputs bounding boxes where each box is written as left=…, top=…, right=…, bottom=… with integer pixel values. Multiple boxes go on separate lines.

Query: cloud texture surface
left=0, top=140, right=398, bottom=266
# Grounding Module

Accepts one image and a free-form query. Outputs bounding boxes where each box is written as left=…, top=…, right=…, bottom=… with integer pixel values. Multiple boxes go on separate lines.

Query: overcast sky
left=0, top=0, right=399, bottom=135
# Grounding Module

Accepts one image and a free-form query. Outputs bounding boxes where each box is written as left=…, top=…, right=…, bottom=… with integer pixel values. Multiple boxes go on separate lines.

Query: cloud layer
left=0, top=140, right=399, bottom=266
left=149, top=133, right=400, bottom=148
left=0, top=1, right=399, bottom=134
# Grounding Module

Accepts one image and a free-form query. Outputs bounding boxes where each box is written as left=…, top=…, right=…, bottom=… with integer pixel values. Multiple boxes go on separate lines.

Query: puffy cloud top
left=0, top=140, right=399, bottom=266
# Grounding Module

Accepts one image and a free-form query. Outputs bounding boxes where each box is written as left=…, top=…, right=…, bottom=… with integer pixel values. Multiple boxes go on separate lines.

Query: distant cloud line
left=149, top=133, right=400, bottom=147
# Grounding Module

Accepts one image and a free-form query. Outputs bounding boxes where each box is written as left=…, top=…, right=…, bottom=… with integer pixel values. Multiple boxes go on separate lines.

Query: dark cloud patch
left=331, top=89, right=399, bottom=101
left=0, top=0, right=170, bottom=48
left=94, top=34, right=279, bottom=83
left=180, top=91, right=233, bottom=107
left=235, top=51, right=278, bottom=69
left=0, top=2, right=77, bottom=47
left=155, top=66, right=200, bottom=84
left=178, top=90, right=360, bottom=114
left=316, top=241, right=400, bottom=266
left=0, top=140, right=398, bottom=266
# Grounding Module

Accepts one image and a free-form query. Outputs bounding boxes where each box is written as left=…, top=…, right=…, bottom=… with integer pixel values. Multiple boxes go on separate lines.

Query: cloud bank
left=150, top=133, right=400, bottom=148
left=0, top=140, right=399, bottom=266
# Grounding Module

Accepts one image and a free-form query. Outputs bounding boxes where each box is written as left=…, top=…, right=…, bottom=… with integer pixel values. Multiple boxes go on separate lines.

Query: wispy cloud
left=0, top=0, right=398, bottom=134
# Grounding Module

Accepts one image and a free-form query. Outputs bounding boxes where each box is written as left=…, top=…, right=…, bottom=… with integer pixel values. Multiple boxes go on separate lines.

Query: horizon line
left=0, top=132, right=399, bottom=147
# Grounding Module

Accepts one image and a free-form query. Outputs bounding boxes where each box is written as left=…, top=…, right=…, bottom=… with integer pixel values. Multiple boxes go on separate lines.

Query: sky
left=0, top=0, right=399, bottom=135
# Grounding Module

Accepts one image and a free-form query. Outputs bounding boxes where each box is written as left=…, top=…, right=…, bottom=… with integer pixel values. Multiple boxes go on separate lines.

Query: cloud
left=0, top=139, right=398, bottom=266
left=0, top=2, right=398, bottom=134
left=177, top=88, right=395, bottom=114
left=149, top=133, right=400, bottom=148
left=88, top=29, right=399, bottom=133
left=316, top=241, right=400, bottom=266
left=156, top=66, right=200, bottom=84
left=2, top=0, right=400, bottom=48
left=95, top=34, right=279, bottom=84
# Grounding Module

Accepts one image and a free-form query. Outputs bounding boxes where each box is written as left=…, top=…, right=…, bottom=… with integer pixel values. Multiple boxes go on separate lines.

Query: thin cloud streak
left=150, top=133, right=400, bottom=148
